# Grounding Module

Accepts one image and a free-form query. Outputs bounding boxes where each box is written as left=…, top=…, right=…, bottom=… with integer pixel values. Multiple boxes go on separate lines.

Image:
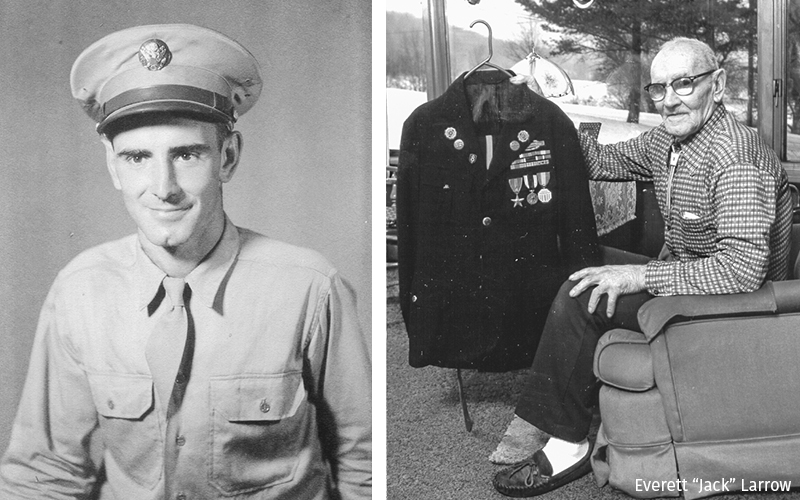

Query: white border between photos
left=372, top=1, right=388, bottom=498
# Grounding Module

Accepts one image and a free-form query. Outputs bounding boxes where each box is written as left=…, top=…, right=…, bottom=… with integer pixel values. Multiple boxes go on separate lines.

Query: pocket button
left=260, top=399, right=271, bottom=413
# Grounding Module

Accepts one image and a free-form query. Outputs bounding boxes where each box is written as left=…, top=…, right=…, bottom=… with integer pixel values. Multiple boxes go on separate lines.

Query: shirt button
left=260, top=399, right=271, bottom=413
left=106, top=399, right=115, bottom=410
left=176, top=435, right=186, bottom=447
left=482, top=217, right=492, bottom=226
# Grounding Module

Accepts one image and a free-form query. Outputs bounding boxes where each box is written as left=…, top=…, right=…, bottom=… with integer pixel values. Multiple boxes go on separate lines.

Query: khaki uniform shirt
left=0, top=217, right=371, bottom=499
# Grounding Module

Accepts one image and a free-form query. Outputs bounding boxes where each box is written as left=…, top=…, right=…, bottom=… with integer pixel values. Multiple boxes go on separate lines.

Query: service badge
left=138, top=39, right=172, bottom=71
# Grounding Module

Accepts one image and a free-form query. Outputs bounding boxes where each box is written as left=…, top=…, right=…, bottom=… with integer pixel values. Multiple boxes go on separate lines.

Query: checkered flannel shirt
left=580, top=104, right=792, bottom=296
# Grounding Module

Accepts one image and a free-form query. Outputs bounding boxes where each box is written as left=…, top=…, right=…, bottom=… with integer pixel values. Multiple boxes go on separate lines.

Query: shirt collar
left=673, top=104, right=727, bottom=174
left=135, top=215, right=241, bottom=312
left=674, top=103, right=726, bottom=146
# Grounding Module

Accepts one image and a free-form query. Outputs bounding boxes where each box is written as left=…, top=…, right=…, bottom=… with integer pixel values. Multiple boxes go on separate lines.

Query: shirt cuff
left=644, top=260, right=672, bottom=296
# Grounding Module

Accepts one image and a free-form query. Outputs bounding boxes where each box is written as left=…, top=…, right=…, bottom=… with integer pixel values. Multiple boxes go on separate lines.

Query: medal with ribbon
left=524, top=174, right=538, bottom=205
left=537, top=171, right=552, bottom=203
left=508, top=177, right=524, bottom=207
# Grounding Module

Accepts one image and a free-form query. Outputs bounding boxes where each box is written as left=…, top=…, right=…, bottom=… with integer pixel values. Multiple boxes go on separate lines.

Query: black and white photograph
left=386, top=0, right=800, bottom=499
left=6, top=0, right=800, bottom=499
left=0, top=1, right=372, bottom=498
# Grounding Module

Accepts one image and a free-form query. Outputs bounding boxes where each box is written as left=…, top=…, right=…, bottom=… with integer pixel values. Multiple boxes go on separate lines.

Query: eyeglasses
left=643, top=69, right=717, bottom=101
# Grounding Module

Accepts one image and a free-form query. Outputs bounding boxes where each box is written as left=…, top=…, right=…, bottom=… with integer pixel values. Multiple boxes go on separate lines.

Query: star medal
left=508, top=177, right=524, bottom=207
left=537, top=171, right=552, bottom=203
left=524, top=174, right=538, bottom=205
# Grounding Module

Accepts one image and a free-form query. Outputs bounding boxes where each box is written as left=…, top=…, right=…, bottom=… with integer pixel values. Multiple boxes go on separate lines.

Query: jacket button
left=260, top=399, right=271, bottom=413
left=411, top=295, right=417, bottom=302
left=482, top=217, right=492, bottom=226
left=106, top=399, right=115, bottom=410
left=176, top=435, right=186, bottom=447
left=176, top=493, right=187, bottom=500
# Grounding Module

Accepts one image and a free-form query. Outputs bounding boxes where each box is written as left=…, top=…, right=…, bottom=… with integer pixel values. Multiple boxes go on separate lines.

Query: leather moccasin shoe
left=492, top=448, right=592, bottom=497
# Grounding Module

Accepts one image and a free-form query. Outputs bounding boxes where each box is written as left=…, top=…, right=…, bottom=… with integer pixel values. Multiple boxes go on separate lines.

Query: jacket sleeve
left=0, top=280, right=99, bottom=499
left=308, top=272, right=371, bottom=500
left=554, top=115, right=601, bottom=272
left=395, top=113, right=419, bottom=323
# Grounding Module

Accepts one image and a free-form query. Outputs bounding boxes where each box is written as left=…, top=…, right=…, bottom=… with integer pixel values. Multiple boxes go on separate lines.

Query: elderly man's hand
left=568, top=265, right=647, bottom=318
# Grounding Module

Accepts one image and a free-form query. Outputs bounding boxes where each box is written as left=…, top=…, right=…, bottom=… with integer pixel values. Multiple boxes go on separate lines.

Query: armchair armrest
left=637, top=280, right=800, bottom=341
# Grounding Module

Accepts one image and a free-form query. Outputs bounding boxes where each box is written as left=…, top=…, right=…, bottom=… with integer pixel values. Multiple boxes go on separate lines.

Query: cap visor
left=97, top=100, right=232, bottom=134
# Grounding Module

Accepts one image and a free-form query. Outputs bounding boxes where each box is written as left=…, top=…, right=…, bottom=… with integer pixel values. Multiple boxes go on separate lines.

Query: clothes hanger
left=464, top=19, right=514, bottom=80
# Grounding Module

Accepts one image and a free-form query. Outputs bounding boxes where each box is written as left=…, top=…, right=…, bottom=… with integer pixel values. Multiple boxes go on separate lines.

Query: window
left=789, top=1, right=800, bottom=163
left=387, top=0, right=799, bottom=180
left=789, top=0, right=800, bottom=164
left=760, top=0, right=800, bottom=172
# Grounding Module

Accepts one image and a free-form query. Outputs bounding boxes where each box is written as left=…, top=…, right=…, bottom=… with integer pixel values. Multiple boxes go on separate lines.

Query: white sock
left=540, top=437, right=589, bottom=475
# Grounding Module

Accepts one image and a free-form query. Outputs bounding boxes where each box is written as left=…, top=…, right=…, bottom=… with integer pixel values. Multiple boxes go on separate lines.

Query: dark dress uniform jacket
left=396, top=71, right=600, bottom=371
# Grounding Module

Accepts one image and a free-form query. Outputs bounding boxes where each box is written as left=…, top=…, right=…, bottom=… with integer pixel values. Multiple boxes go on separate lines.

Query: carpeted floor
left=385, top=267, right=800, bottom=500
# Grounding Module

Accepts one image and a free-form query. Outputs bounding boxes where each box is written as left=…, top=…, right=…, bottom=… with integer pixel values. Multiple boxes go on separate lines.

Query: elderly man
left=492, top=37, right=792, bottom=497
left=0, top=24, right=371, bottom=499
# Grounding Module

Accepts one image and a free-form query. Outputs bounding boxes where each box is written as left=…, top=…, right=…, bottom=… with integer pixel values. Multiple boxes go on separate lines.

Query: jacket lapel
left=432, top=71, right=542, bottom=185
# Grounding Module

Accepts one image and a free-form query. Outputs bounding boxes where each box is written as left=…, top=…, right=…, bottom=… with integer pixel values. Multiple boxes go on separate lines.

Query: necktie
left=145, top=277, right=193, bottom=417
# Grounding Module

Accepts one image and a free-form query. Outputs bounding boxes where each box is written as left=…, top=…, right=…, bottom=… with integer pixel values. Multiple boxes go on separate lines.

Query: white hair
left=658, top=37, right=719, bottom=71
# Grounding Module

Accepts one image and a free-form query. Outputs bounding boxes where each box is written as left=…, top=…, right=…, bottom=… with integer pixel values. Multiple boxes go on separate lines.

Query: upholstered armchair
left=591, top=224, right=800, bottom=499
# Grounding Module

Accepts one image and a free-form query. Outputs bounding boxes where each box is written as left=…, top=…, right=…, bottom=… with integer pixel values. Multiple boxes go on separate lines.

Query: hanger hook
left=464, top=19, right=513, bottom=80
left=573, top=0, right=595, bottom=8
left=469, top=19, right=493, bottom=63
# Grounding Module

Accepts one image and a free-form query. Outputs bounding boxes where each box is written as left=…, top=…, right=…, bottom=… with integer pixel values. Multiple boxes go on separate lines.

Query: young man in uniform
left=0, top=24, right=371, bottom=500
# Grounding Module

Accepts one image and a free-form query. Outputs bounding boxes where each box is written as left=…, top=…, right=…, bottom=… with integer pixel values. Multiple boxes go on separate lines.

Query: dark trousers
left=515, top=279, right=653, bottom=442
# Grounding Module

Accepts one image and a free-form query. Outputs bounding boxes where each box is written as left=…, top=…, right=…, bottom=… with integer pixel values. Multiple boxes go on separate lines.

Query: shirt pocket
left=675, top=210, right=716, bottom=257
left=87, top=372, right=162, bottom=489
left=208, top=372, right=307, bottom=495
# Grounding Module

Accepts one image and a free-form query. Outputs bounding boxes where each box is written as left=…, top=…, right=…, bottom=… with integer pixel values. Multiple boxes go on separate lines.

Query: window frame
left=759, top=0, right=800, bottom=181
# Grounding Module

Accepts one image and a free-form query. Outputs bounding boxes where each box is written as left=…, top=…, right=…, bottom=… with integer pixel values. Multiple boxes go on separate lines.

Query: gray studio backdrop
left=0, top=0, right=371, bottom=452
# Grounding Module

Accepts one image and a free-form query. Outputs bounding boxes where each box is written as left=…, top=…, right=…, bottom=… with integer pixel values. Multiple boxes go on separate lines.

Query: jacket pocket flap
left=88, top=373, right=154, bottom=419
left=210, top=372, right=305, bottom=422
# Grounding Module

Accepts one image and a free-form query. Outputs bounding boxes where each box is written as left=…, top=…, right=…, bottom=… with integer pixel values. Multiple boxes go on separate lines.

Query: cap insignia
left=138, top=39, right=172, bottom=71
